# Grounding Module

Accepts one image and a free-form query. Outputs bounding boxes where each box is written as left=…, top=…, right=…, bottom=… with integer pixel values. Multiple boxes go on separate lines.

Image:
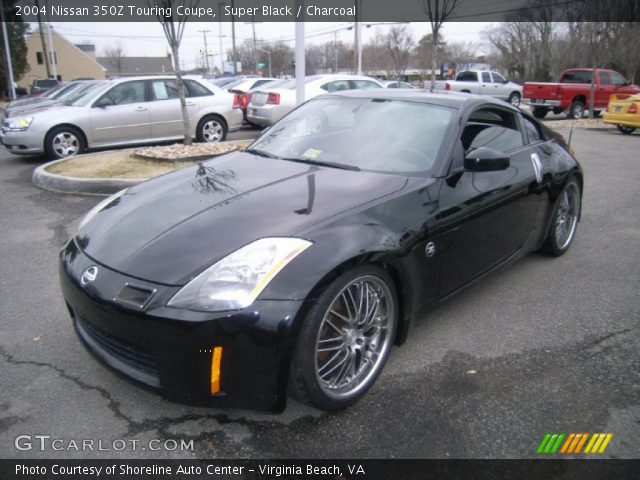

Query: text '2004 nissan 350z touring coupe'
left=60, top=90, right=583, bottom=412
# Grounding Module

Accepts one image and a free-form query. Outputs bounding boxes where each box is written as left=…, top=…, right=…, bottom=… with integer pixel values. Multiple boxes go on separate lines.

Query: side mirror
left=502, top=79, right=510, bottom=84
left=464, top=147, right=510, bottom=171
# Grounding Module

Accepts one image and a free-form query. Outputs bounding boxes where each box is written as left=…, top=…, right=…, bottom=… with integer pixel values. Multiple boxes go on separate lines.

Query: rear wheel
left=617, top=125, right=636, bottom=135
left=196, top=115, right=227, bottom=143
left=44, top=126, right=85, bottom=159
left=532, top=107, right=549, bottom=119
left=508, top=92, right=521, bottom=107
left=289, top=265, right=397, bottom=411
left=543, top=178, right=581, bottom=256
left=568, top=101, right=585, bottom=119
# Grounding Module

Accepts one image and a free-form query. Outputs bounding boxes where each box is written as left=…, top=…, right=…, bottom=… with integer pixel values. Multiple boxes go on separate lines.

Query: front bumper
left=59, top=239, right=304, bottom=411
left=0, top=129, right=44, bottom=155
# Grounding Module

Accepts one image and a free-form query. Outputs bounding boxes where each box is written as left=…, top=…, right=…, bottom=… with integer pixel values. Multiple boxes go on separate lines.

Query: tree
left=103, top=42, right=126, bottom=76
left=385, top=25, right=413, bottom=78
left=420, top=0, right=462, bottom=91
left=0, top=3, right=30, bottom=95
left=149, top=0, right=200, bottom=146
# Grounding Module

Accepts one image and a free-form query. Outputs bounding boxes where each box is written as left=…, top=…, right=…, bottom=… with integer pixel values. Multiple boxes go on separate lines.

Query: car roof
left=322, top=88, right=516, bottom=110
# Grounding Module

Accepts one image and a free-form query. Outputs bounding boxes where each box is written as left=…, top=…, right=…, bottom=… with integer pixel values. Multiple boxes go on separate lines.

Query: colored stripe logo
left=537, top=433, right=613, bottom=454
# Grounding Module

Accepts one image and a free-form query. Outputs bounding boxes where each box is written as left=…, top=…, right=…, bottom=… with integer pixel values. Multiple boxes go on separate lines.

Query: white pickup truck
left=434, top=70, right=523, bottom=107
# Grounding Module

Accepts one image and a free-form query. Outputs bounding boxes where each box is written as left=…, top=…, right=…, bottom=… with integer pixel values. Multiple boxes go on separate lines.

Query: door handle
left=135, top=106, right=147, bottom=112
left=186, top=102, right=196, bottom=106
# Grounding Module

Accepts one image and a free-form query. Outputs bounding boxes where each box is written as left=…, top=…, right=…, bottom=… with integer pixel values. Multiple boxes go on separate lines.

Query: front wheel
left=543, top=178, right=581, bottom=256
left=508, top=92, right=521, bottom=107
left=289, top=266, right=397, bottom=411
left=44, top=126, right=84, bottom=159
left=196, top=115, right=227, bottom=143
left=617, top=125, right=636, bottom=135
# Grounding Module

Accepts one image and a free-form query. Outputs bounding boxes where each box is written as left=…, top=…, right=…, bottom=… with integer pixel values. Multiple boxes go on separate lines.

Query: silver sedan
left=1, top=76, right=243, bottom=159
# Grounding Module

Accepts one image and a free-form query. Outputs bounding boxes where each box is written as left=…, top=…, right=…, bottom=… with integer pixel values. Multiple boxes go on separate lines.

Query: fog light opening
left=210, top=346, right=223, bottom=395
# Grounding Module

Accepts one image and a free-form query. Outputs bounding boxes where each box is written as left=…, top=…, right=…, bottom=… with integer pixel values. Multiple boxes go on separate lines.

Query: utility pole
left=46, top=23, right=57, bottom=79
left=199, top=29, right=211, bottom=73
left=0, top=4, right=16, bottom=100
left=231, top=0, right=237, bottom=74
left=335, top=32, right=339, bottom=73
left=217, top=2, right=225, bottom=74
left=34, top=0, right=51, bottom=78
left=251, top=15, right=256, bottom=74
left=295, top=0, right=305, bottom=105
left=355, top=0, right=362, bottom=75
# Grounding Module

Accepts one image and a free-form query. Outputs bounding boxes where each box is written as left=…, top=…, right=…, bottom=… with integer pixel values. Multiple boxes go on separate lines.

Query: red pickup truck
left=523, top=68, right=640, bottom=119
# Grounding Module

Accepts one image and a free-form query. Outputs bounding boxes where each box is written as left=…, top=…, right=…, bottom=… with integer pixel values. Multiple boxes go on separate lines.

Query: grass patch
left=45, top=149, right=195, bottom=179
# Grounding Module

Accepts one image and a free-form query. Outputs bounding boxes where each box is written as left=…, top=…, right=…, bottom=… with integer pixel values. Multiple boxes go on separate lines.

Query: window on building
left=36, top=52, right=44, bottom=65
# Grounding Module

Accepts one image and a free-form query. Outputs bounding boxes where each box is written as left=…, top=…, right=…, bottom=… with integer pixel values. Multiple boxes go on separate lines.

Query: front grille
left=76, top=315, right=158, bottom=378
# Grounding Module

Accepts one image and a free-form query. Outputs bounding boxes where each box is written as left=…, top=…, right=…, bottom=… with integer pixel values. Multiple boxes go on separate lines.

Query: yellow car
left=603, top=93, right=640, bottom=134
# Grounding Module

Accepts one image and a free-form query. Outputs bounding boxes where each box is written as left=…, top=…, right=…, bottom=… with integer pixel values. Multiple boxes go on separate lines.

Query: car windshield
left=248, top=97, right=454, bottom=174
left=43, top=84, right=70, bottom=99
left=66, top=82, right=108, bottom=106
left=212, top=77, right=238, bottom=87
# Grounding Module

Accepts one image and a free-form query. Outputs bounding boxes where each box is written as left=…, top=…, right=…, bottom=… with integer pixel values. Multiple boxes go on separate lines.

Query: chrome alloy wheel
left=202, top=120, right=223, bottom=142
left=314, top=275, right=394, bottom=400
left=555, top=183, right=580, bottom=250
left=52, top=132, right=80, bottom=158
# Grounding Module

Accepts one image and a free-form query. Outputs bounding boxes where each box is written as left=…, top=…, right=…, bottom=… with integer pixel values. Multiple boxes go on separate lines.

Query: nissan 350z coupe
left=60, top=90, right=583, bottom=411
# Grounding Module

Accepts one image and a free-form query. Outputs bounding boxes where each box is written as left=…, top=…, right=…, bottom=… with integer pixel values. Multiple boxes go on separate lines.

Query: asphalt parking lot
left=0, top=124, right=638, bottom=460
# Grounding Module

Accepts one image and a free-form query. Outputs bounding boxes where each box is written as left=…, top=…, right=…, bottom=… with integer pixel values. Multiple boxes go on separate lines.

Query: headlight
left=7, top=117, right=33, bottom=131
left=168, top=237, right=313, bottom=311
left=78, top=188, right=128, bottom=231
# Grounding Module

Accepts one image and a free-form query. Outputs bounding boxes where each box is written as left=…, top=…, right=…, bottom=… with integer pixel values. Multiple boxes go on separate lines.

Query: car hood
left=78, top=151, right=408, bottom=285
left=5, top=100, right=60, bottom=118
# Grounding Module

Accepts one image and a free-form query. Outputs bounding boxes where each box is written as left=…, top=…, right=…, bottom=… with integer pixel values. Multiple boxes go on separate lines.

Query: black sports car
left=60, top=90, right=582, bottom=411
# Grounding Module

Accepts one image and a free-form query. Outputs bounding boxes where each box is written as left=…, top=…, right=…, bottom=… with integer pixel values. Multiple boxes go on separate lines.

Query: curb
left=32, top=154, right=145, bottom=196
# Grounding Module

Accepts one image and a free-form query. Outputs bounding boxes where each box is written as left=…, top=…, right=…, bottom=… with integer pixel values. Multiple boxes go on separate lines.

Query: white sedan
left=246, top=75, right=383, bottom=126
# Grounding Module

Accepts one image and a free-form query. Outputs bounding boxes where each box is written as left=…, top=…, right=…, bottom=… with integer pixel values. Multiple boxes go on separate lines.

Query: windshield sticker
left=302, top=148, right=322, bottom=159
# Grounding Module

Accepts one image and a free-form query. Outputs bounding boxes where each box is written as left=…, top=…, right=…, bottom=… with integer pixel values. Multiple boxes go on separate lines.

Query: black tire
left=543, top=177, right=581, bottom=256
left=44, top=125, right=85, bottom=159
left=508, top=92, right=521, bottom=107
left=532, top=107, right=549, bottom=119
left=196, top=115, right=227, bottom=143
left=617, top=125, right=636, bottom=135
left=568, top=100, right=585, bottom=119
left=289, top=265, right=398, bottom=411
left=592, top=110, right=601, bottom=118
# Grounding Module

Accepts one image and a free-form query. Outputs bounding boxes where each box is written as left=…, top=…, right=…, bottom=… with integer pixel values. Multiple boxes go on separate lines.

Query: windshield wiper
left=281, top=157, right=361, bottom=171
left=245, top=148, right=280, bottom=159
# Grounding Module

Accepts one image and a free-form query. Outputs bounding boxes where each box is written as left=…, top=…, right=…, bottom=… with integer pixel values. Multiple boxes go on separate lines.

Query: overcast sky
left=46, top=21, right=492, bottom=71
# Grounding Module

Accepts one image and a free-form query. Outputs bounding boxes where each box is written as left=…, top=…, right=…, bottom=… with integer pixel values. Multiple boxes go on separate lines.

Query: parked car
left=523, top=68, right=640, bottom=119
left=60, top=90, right=582, bottom=411
left=30, top=78, right=61, bottom=96
left=602, top=93, right=640, bottom=134
left=3, top=80, right=100, bottom=119
left=1, top=76, right=242, bottom=159
left=382, top=80, right=414, bottom=89
left=247, top=74, right=383, bottom=126
left=436, top=70, right=523, bottom=106
left=224, top=77, right=278, bottom=123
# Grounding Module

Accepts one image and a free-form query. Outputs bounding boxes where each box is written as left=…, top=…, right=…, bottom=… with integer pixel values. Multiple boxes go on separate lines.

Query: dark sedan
left=60, top=90, right=582, bottom=412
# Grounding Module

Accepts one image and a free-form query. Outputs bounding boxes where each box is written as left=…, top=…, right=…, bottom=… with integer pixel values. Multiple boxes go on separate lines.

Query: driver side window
left=461, top=108, right=524, bottom=154
left=99, top=81, right=147, bottom=106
